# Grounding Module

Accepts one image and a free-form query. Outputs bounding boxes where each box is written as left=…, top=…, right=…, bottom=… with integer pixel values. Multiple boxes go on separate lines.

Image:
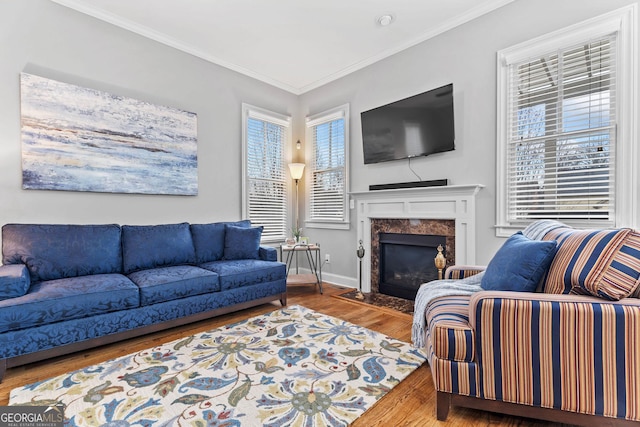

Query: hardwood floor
left=0, top=283, right=563, bottom=426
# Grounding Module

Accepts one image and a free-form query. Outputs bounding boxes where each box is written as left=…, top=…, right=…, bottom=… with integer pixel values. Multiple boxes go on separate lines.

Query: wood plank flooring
left=0, top=283, right=563, bottom=426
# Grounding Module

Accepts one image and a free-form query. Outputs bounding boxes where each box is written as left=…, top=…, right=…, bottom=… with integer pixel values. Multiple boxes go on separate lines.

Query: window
left=496, top=6, right=637, bottom=236
left=305, top=104, right=350, bottom=229
left=242, top=104, right=291, bottom=242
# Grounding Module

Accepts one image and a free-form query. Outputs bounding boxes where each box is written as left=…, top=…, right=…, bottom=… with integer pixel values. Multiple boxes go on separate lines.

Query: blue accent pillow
left=481, top=232, right=557, bottom=292
left=223, top=225, right=263, bottom=260
left=190, top=220, right=251, bottom=264
left=122, top=223, right=196, bottom=274
left=0, top=264, right=30, bottom=300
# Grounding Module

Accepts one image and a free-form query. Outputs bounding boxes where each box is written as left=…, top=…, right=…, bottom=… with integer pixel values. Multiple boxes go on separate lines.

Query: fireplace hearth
left=379, top=232, right=446, bottom=300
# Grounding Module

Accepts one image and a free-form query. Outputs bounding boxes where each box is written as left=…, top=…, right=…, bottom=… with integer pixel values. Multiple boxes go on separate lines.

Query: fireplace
left=370, top=218, right=455, bottom=297
left=379, top=233, right=446, bottom=300
left=351, top=184, right=483, bottom=293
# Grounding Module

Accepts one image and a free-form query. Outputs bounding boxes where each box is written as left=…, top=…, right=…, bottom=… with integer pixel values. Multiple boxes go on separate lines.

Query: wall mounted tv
left=361, top=83, right=455, bottom=164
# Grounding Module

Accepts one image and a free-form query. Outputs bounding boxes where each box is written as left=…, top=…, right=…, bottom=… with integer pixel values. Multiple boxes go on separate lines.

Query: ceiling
left=51, top=0, right=514, bottom=95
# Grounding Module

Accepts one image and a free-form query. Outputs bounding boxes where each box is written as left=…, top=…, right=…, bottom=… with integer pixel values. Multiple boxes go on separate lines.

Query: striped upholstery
left=468, top=292, right=640, bottom=421
left=444, top=265, right=486, bottom=280
left=424, top=221, right=640, bottom=422
left=430, top=356, right=480, bottom=397
left=541, top=227, right=639, bottom=300
left=426, top=296, right=475, bottom=363
left=426, top=292, right=640, bottom=421
left=424, top=299, right=479, bottom=397
left=620, top=231, right=640, bottom=299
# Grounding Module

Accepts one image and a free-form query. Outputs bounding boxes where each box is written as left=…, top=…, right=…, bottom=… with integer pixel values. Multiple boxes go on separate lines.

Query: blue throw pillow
left=481, top=232, right=557, bottom=292
left=190, top=220, right=251, bottom=264
left=0, top=264, right=30, bottom=300
left=223, top=225, right=263, bottom=260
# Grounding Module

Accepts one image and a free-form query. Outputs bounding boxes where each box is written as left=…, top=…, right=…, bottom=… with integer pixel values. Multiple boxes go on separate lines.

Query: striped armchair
left=422, top=221, right=640, bottom=426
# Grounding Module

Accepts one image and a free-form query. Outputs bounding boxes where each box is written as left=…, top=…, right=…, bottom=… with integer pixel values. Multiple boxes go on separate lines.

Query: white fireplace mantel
left=350, top=184, right=484, bottom=293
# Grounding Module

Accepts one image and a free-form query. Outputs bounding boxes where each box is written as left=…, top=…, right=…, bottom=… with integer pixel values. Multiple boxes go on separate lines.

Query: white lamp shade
left=288, top=163, right=305, bottom=180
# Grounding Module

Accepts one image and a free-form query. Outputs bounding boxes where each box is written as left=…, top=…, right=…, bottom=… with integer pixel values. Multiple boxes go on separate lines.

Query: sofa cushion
left=0, top=264, right=30, bottom=300
left=190, top=220, right=250, bottom=264
left=481, top=232, right=557, bottom=292
left=223, top=225, right=263, bottom=260
left=199, top=259, right=285, bottom=291
left=2, top=224, right=122, bottom=283
left=425, top=295, right=474, bottom=363
left=542, top=226, right=639, bottom=300
left=0, top=274, right=139, bottom=334
left=0, top=279, right=288, bottom=360
left=127, top=265, right=220, bottom=306
left=122, top=223, right=196, bottom=274
left=615, top=231, right=640, bottom=299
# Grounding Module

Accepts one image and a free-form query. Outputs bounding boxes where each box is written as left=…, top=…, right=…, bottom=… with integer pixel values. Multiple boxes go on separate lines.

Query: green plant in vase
left=292, top=227, right=302, bottom=243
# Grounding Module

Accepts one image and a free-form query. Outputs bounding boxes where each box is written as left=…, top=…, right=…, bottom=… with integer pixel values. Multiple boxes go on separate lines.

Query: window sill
left=304, top=220, right=350, bottom=231
left=261, top=237, right=286, bottom=245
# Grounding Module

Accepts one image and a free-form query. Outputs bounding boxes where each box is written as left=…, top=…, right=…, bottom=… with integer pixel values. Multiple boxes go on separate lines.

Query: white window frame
left=242, top=103, right=292, bottom=243
left=305, top=104, right=350, bottom=230
left=495, top=5, right=637, bottom=237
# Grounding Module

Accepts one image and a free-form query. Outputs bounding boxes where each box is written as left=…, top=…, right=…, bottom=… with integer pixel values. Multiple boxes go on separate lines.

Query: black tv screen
left=361, top=84, right=455, bottom=164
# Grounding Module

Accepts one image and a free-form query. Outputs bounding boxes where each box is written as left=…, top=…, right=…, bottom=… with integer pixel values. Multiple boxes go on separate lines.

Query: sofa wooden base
left=0, top=292, right=287, bottom=383
left=437, top=391, right=638, bottom=426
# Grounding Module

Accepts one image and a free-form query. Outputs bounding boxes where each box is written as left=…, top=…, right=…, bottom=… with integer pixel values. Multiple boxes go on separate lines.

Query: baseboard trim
left=294, top=268, right=357, bottom=289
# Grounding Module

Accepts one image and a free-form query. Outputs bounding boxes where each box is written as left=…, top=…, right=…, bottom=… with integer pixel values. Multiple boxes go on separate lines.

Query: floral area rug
left=10, top=305, right=427, bottom=426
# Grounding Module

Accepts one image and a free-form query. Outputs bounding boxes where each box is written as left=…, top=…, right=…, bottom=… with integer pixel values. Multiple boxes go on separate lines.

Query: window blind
left=246, top=116, right=287, bottom=241
left=310, top=118, right=346, bottom=221
left=506, top=35, right=617, bottom=224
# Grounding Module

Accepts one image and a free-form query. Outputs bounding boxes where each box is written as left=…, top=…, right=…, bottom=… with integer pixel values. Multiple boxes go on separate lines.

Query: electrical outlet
left=325, top=253, right=331, bottom=263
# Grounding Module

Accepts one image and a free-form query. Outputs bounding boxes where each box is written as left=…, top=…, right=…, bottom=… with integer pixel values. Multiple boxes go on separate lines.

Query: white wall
left=299, top=0, right=640, bottom=283
left=0, top=0, right=297, bottom=227
left=1, top=0, right=638, bottom=286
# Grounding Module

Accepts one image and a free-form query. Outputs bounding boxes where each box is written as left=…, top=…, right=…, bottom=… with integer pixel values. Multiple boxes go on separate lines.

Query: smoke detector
left=376, top=14, right=394, bottom=27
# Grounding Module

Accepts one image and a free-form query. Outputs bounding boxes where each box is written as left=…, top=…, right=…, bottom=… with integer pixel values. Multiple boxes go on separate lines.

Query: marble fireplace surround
left=371, top=218, right=455, bottom=295
left=351, top=184, right=484, bottom=293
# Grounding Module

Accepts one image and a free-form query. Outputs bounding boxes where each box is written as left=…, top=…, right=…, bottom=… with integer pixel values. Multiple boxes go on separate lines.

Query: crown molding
left=51, top=0, right=514, bottom=95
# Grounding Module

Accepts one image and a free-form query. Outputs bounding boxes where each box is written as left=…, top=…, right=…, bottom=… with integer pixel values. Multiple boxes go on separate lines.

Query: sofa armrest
left=259, top=246, right=278, bottom=262
left=0, top=264, right=31, bottom=300
left=468, top=290, right=640, bottom=418
left=444, top=265, right=486, bottom=280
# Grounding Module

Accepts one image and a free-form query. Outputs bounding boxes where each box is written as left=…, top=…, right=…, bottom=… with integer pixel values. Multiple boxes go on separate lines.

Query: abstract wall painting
left=20, top=73, right=198, bottom=195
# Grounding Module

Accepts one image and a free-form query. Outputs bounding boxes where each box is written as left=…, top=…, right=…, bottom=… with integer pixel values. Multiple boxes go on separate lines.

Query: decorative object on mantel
left=356, top=239, right=366, bottom=300
left=434, top=244, right=446, bottom=280
left=10, top=305, right=427, bottom=426
left=20, top=73, right=198, bottom=195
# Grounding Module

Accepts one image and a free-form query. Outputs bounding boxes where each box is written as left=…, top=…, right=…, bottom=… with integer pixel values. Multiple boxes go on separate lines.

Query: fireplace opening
left=379, top=232, right=446, bottom=300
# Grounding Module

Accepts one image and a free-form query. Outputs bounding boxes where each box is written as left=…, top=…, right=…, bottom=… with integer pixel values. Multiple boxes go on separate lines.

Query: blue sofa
left=0, top=221, right=287, bottom=381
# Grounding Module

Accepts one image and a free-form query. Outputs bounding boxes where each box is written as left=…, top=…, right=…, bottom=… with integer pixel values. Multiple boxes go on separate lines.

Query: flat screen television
left=361, top=83, right=455, bottom=164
